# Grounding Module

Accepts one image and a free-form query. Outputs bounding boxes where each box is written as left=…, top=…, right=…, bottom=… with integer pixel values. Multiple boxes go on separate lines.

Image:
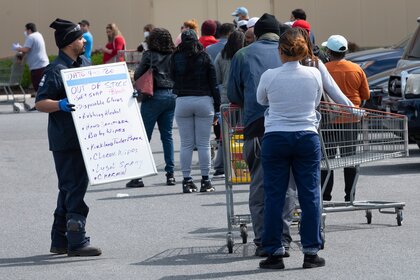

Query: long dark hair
left=147, top=28, right=175, bottom=54
left=221, top=30, right=245, bottom=60
left=174, top=30, right=203, bottom=57
left=173, top=30, right=206, bottom=75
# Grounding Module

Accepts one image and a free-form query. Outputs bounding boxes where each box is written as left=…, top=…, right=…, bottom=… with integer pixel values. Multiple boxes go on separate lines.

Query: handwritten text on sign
left=62, top=62, right=157, bottom=185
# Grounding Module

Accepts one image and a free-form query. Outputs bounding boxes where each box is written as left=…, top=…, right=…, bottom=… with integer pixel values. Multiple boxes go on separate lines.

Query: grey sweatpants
left=243, top=137, right=296, bottom=248
left=175, top=96, right=214, bottom=178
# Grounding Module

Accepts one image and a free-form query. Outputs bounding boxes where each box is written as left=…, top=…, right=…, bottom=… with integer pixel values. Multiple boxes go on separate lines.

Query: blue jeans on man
left=261, top=131, right=322, bottom=256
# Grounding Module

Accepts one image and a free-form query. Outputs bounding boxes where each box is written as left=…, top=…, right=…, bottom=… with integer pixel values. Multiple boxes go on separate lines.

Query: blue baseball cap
left=232, top=7, right=248, bottom=16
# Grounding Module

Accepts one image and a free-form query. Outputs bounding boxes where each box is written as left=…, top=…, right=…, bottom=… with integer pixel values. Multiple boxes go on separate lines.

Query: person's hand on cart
left=350, top=107, right=366, bottom=120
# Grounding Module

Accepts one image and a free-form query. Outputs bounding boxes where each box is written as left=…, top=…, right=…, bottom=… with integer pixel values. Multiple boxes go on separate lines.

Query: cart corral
left=0, top=56, right=31, bottom=113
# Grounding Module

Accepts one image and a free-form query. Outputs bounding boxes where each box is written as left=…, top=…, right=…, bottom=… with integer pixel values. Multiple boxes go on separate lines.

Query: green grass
left=0, top=52, right=104, bottom=89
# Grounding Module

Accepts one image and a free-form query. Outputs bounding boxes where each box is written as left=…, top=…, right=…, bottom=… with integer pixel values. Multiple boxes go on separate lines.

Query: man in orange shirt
left=322, top=35, right=370, bottom=202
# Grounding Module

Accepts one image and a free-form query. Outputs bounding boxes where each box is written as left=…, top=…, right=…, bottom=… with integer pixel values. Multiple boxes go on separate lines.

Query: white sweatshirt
left=256, top=61, right=322, bottom=133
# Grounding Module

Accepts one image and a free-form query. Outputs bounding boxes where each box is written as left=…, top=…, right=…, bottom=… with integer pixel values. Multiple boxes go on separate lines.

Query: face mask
left=24, top=31, right=28, bottom=37
left=235, top=17, right=240, bottom=24
left=144, top=31, right=150, bottom=38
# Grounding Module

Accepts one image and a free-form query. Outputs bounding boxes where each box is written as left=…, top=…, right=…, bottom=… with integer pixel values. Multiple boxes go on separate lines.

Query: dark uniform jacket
left=36, top=51, right=91, bottom=151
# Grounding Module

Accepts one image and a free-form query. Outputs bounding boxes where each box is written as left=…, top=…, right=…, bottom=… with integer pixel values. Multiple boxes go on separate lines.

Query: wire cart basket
left=119, top=50, right=142, bottom=81
left=319, top=101, right=408, bottom=227
left=0, top=56, right=31, bottom=113
left=220, top=104, right=252, bottom=253
left=221, top=102, right=408, bottom=253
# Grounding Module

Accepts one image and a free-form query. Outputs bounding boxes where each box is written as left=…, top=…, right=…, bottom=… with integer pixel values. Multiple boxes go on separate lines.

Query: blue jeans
left=243, top=137, right=295, bottom=248
left=261, top=131, right=322, bottom=255
left=141, top=89, right=176, bottom=174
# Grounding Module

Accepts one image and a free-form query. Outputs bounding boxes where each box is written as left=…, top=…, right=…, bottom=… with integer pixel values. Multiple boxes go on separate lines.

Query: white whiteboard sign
left=61, top=62, right=157, bottom=186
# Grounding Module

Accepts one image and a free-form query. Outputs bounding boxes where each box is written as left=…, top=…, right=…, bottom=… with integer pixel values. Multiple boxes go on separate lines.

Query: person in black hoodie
left=126, top=28, right=176, bottom=188
left=170, top=29, right=221, bottom=193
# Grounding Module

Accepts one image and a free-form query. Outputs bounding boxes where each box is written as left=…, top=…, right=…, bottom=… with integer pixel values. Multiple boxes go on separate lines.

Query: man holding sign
left=35, top=18, right=101, bottom=257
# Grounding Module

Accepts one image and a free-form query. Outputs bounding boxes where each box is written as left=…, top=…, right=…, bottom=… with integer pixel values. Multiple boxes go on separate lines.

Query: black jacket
left=170, top=51, right=221, bottom=112
left=134, top=50, right=174, bottom=89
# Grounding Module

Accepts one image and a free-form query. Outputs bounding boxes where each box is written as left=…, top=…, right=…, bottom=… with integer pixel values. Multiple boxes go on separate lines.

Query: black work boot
left=259, top=255, right=285, bottom=269
left=303, top=254, right=325, bottom=268
left=166, top=173, right=176, bottom=186
left=182, top=179, right=197, bottom=193
left=126, top=178, right=144, bottom=188
left=200, top=179, right=215, bottom=192
left=50, top=246, right=67, bottom=254
left=68, top=245, right=102, bottom=257
left=66, top=218, right=102, bottom=257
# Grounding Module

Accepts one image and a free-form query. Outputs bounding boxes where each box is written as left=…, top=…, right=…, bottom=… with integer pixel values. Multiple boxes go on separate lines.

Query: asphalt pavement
left=1, top=99, right=420, bottom=280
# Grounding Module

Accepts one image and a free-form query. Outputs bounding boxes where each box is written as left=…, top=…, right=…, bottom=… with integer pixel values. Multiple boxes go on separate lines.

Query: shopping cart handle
left=350, top=107, right=366, bottom=119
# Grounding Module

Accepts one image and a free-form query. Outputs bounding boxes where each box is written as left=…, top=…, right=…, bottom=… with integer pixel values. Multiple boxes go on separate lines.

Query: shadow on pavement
left=201, top=201, right=248, bottom=207
left=134, top=244, right=304, bottom=279
left=324, top=222, right=396, bottom=233
left=157, top=269, right=275, bottom=280
left=133, top=245, right=256, bottom=267
left=188, top=227, right=228, bottom=235
left=0, top=254, right=100, bottom=268
left=361, top=162, right=420, bottom=176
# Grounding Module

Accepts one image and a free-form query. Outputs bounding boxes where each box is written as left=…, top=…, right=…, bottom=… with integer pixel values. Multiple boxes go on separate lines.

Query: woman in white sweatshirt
left=257, top=28, right=325, bottom=270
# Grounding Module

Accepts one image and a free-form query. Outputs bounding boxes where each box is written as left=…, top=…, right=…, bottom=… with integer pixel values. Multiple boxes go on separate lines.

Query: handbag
left=135, top=53, right=154, bottom=97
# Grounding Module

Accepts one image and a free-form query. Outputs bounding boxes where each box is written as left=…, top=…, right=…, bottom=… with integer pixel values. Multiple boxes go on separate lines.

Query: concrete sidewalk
left=1, top=105, right=420, bottom=280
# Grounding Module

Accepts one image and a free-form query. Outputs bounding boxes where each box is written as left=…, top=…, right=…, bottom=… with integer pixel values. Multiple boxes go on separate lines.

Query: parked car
left=387, top=18, right=420, bottom=112
left=397, top=74, right=420, bottom=148
left=369, top=18, right=420, bottom=148
left=365, top=68, right=394, bottom=110
left=364, top=63, right=420, bottom=112
left=397, top=17, right=420, bottom=68
left=381, top=63, right=420, bottom=112
left=346, top=34, right=410, bottom=77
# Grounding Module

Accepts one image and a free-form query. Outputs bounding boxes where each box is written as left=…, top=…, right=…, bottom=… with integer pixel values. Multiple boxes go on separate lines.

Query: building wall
left=1, top=0, right=419, bottom=58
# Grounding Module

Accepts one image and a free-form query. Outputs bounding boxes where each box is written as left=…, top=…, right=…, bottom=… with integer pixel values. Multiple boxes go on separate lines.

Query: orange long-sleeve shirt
left=325, top=60, right=370, bottom=107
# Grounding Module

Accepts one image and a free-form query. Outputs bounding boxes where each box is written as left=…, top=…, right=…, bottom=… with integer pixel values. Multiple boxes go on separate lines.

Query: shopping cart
left=220, top=104, right=251, bottom=253
left=319, top=101, right=408, bottom=226
left=221, top=102, right=408, bottom=253
left=119, top=50, right=142, bottom=81
left=0, top=56, right=31, bottom=113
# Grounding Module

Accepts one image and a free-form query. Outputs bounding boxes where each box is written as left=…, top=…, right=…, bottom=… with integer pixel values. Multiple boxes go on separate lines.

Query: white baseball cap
left=237, top=20, right=248, bottom=28
left=322, top=35, right=348, bottom=52
left=247, top=17, right=259, bottom=29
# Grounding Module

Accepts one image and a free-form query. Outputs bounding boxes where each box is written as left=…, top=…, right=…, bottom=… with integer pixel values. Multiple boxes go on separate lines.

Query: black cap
left=254, top=13, right=280, bottom=38
left=279, top=22, right=291, bottom=36
left=79, top=19, right=90, bottom=26
left=50, top=18, right=84, bottom=49
left=181, top=29, right=198, bottom=44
